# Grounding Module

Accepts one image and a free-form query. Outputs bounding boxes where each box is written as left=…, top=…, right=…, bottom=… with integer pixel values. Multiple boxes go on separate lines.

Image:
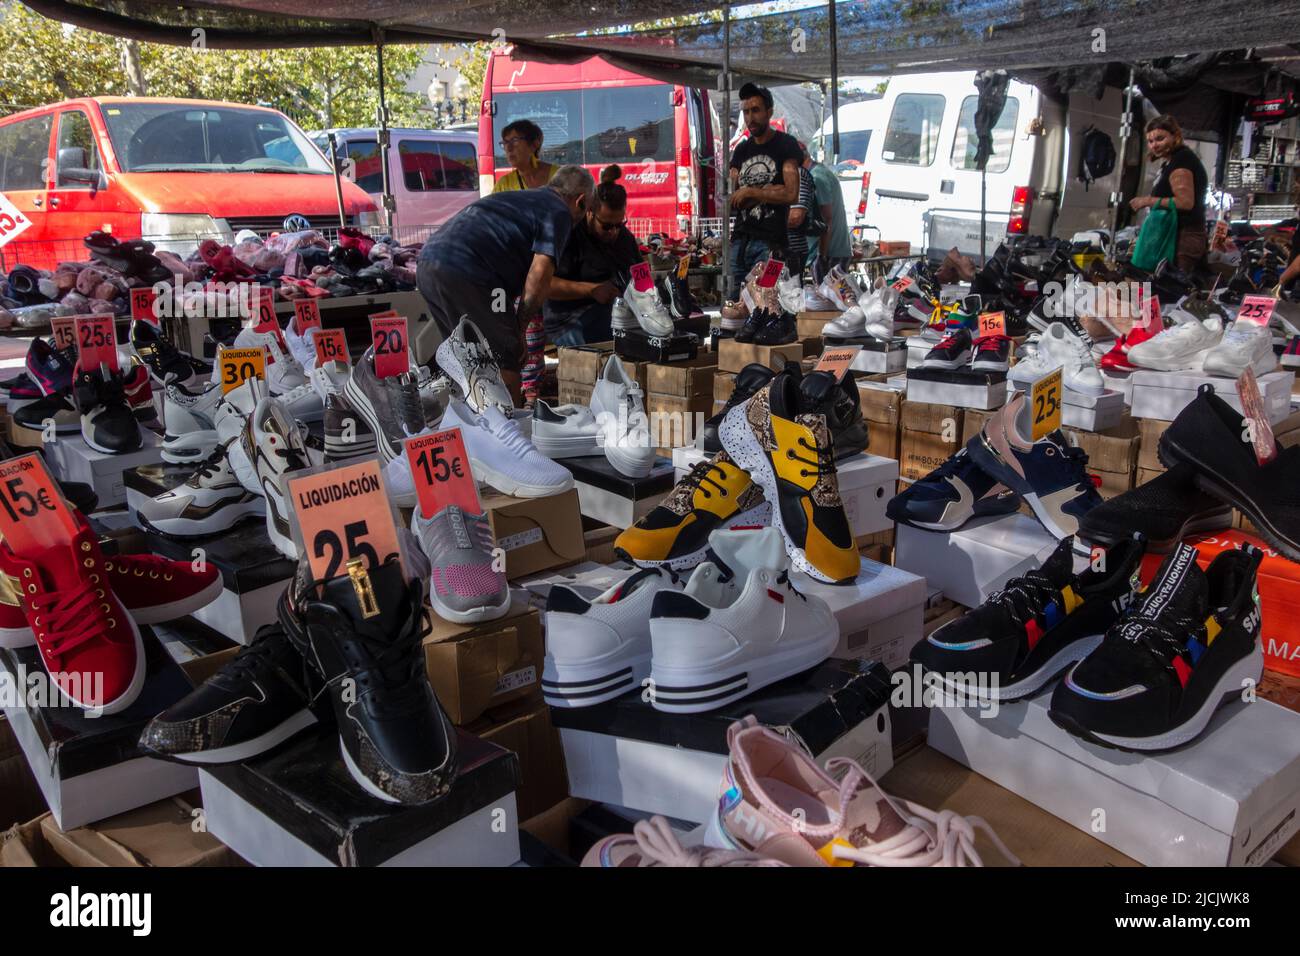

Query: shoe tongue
left=612, top=566, right=663, bottom=601
left=706, top=527, right=786, bottom=579
left=1132, top=542, right=1207, bottom=624
left=317, top=558, right=414, bottom=634
left=799, top=370, right=839, bottom=412
left=1038, top=537, right=1077, bottom=589
left=841, top=773, right=911, bottom=847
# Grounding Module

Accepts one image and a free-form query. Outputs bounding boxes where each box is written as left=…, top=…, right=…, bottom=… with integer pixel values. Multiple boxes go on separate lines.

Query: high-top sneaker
left=284, top=546, right=458, bottom=804
left=73, top=366, right=142, bottom=454
left=322, top=393, right=378, bottom=463
left=130, top=318, right=211, bottom=387
left=25, top=338, right=77, bottom=397
left=122, top=361, right=157, bottom=422
left=703, top=363, right=777, bottom=455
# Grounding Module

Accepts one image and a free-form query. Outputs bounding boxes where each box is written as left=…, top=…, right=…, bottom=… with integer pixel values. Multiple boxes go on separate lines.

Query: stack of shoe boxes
left=858, top=380, right=904, bottom=461
left=555, top=343, right=649, bottom=408
left=644, top=355, right=717, bottom=456
left=716, top=338, right=804, bottom=376
left=899, top=400, right=964, bottom=482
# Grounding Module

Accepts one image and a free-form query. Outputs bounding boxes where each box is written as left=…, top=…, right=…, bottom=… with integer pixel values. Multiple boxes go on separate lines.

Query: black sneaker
left=702, top=363, right=776, bottom=454
left=73, top=367, right=142, bottom=454
left=130, top=318, right=212, bottom=386
left=920, top=326, right=973, bottom=369
left=286, top=546, right=457, bottom=805
left=752, top=309, right=797, bottom=345
left=1157, top=383, right=1300, bottom=562
left=10, top=390, right=80, bottom=445
left=138, top=625, right=320, bottom=764
left=806, top=367, right=869, bottom=461
left=969, top=334, right=1012, bottom=372
left=912, top=535, right=1146, bottom=701
left=1078, top=462, right=1233, bottom=553
left=734, top=307, right=769, bottom=344
left=887, top=446, right=1020, bottom=531
left=323, top=393, right=379, bottom=463
left=1050, top=542, right=1263, bottom=752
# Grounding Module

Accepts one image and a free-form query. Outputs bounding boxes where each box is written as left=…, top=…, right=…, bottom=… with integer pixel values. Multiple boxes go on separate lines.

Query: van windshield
left=101, top=103, right=332, bottom=174
left=492, top=85, right=674, bottom=168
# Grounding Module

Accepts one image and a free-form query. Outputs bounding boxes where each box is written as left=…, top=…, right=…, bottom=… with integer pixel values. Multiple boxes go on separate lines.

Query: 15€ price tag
left=50, top=315, right=75, bottom=351
left=977, top=311, right=1006, bottom=339
left=404, top=428, right=481, bottom=520
left=0, top=454, right=78, bottom=556
left=129, top=287, right=158, bottom=324
left=629, top=261, right=654, bottom=293
left=1238, top=295, right=1276, bottom=328
left=757, top=257, right=784, bottom=288
left=74, top=314, right=118, bottom=374
left=370, top=315, right=409, bottom=379
left=219, top=346, right=266, bottom=394
left=293, top=298, right=322, bottom=335
left=1030, top=367, right=1064, bottom=441
left=814, top=346, right=862, bottom=382
left=288, top=459, right=403, bottom=585
left=314, top=327, right=350, bottom=366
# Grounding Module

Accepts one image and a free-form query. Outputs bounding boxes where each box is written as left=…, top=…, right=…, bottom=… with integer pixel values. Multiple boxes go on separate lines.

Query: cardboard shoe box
left=483, top=489, right=585, bottom=580
left=716, top=338, right=804, bottom=373
left=469, top=701, right=568, bottom=821
left=899, top=400, right=964, bottom=482
left=1137, top=417, right=1171, bottom=473
left=857, top=379, right=903, bottom=461
left=1130, top=369, right=1295, bottom=426
left=39, top=793, right=243, bottom=867
left=556, top=343, right=649, bottom=391
left=424, top=604, right=545, bottom=726
left=646, top=393, right=711, bottom=450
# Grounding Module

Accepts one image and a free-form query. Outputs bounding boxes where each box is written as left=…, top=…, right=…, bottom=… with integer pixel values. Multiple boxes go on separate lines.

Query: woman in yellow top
left=494, top=119, right=559, bottom=192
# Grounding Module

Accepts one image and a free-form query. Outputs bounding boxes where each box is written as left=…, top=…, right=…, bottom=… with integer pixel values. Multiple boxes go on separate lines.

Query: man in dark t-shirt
left=728, top=83, right=802, bottom=293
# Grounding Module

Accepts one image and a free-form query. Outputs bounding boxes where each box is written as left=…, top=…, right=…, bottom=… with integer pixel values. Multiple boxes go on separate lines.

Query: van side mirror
left=57, top=147, right=104, bottom=190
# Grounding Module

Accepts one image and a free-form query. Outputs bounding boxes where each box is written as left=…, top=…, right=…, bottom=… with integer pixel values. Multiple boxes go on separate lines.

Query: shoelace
left=347, top=615, right=427, bottom=719
left=975, top=335, right=1007, bottom=352
left=986, top=567, right=1060, bottom=631
left=787, top=433, right=835, bottom=481
left=214, top=631, right=294, bottom=688
left=483, top=412, right=538, bottom=459
left=682, top=460, right=731, bottom=500
left=1128, top=611, right=1206, bottom=668
left=186, top=443, right=231, bottom=486
left=394, top=374, right=425, bottom=434
left=628, top=816, right=779, bottom=867
left=30, top=578, right=116, bottom=659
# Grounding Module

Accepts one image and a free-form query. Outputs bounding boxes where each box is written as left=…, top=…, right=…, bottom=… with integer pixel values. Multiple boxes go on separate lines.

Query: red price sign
left=757, top=257, right=783, bottom=288
left=368, top=309, right=399, bottom=320
left=50, top=316, right=75, bottom=351
left=293, top=298, right=322, bottom=335
left=129, top=287, right=158, bottom=324
left=370, top=315, right=409, bottom=379
left=814, top=346, right=861, bottom=382
left=0, top=454, right=78, bottom=556
left=314, top=327, right=350, bottom=366
left=1237, top=366, right=1278, bottom=466
left=287, top=459, right=404, bottom=584
left=74, top=314, right=118, bottom=374
left=629, top=261, right=654, bottom=293
left=1238, top=295, right=1276, bottom=328
left=891, top=276, right=914, bottom=293
left=404, top=428, right=481, bottom=521
left=254, top=286, right=277, bottom=327
left=977, top=311, right=1006, bottom=339
left=1143, top=291, right=1163, bottom=332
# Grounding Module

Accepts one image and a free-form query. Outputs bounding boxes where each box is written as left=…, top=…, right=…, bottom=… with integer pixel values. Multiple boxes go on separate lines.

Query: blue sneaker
left=965, top=390, right=1103, bottom=544
left=887, top=447, right=1020, bottom=532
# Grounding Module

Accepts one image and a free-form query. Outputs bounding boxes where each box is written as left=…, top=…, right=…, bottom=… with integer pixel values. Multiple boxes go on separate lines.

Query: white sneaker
left=436, top=316, right=514, bottom=415
left=647, top=527, right=839, bottom=713
left=1127, top=316, right=1224, bottom=372
left=824, top=304, right=866, bottom=337
left=241, top=387, right=311, bottom=559
left=442, top=399, right=575, bottom=498
left=132, top=439, right=265, bottom=538
left=802, top=283, right=837, bottom=311
left=624, top=276, right=675, bottom=337
left=1037, top=321, right=1106, bottom=395
left=590, top=355, right=656, bottom=479
left=283, top=321, right=318, bottom=373
left=531, top=400, right=601, bottom=459
left=542, top=566, right=677, bottom=708
left=231, top=327, right=309, bottom=393
left=309, top=360, right=350, bottom=404
left=1008, top=341, right=1050, bottom=389
left=1203, top=321, right=1276, bottom=378
left=819, top=266, right=860, bottom=311
left=162, top=378, right=224, bottom=464
left=863, top=285, right=898, bottom=341
left=610, top=297, right=638, bottom=331
left=776, top=269, right=804, bottom=314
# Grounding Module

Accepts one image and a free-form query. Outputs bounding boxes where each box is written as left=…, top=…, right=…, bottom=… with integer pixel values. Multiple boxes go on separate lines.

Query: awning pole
left=829, top=0, right=840, bottom=158
left=721, top=4, right=732, bottom=298
left=327, top=131, right=347, bottom=230
left=1110, top=66, right=1138, bottom=252
left=375, top=34, right=395, bottom=236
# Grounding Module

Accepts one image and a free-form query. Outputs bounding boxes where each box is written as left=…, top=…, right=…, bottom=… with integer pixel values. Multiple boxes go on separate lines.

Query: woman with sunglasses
left=494, top=119, right=559, bottom=192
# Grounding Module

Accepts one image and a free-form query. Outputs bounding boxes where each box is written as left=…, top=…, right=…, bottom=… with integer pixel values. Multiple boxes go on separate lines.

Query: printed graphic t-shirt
left=730, top=129, right=803, bottom=244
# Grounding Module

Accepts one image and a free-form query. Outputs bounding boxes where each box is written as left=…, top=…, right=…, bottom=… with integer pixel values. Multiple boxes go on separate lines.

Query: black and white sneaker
left=9, top=390, right=80, bottom=446
left=242, top=385, right=311, bottom=559
left=1050, top=542, right=1264, bottom=752
left=920, top=326, right=973, bottom=369
left=132, top=439, right=266, bottom=538
left=138, top=624, right=319, bottom=764
left=703, top=364, right=778, bottom=455
left=912, top=535, right=1146, bottom=701
left=322, top=393, right=378, bottom=463
left=130, top=318, right=212, bottom=386
left=435, top=316, right=514, bottom=414
left=969, top=335, right=1012, bottom=372
left=73, top=367, right=142, bottom=454
left=286, top=545, right=458, bottom=805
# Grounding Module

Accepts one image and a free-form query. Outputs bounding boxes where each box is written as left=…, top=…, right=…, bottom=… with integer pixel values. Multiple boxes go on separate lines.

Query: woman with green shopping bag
left=1129, top=114, right=1209, bottom=273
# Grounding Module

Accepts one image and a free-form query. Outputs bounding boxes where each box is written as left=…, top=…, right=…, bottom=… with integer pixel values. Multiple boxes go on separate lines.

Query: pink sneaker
left=706, top=717, right=1020, bottom=867
left=582, top=815, right=786, bottom=867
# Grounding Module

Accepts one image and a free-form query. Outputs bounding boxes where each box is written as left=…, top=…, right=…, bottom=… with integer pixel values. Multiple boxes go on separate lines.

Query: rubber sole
left=1078, top=506, right=1234, bottom=554
left=135, top=502, right=265, bottom=540
left=343, top=375, right=401, bottom=463
left=542, top=653, right=650, bottom=708
left=615, top=501, right=774, bottom=572
left=917, top=633, right=1103, bottom=703
left=162, top=428, right=219, bottom=464
left=531, top=432, right=601, bottom=459
left=157, top=709, right=318, bottom=765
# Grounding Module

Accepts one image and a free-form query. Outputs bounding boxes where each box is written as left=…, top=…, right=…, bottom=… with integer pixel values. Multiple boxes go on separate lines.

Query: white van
left=858, top=71, right=1134, bottom=258
left=810, top=98, right=886, bottom=226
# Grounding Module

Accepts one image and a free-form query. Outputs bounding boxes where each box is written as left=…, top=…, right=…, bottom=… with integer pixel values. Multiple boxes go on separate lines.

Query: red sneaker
left=0, top=513, right=143, bottom=713
left=1099, top=319, right=1162, bottom=372
left=123, top=362, right=156, bottom=421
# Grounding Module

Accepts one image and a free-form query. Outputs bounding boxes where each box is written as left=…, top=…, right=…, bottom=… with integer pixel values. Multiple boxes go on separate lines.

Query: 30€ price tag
left=1238, top=295, right=1276, bottom=328
left=129, top=287, right=158, bottom=324
left=814, top=346, right=861, bottom=382
left=891, top=275, right=914, bottom=293
left=1236, top=365, right=1277, bottom=466
left=757, top=257, right=783, bottom=288
left=288, top=459, right=403, bottom=584
left=219, top=346, right=266, bottom=394
left=1030, top=367, right=1063, bottom=441
left=977, top=311, right=1006, bottom=339
left=50, top=316, right=75, bottom=351
left=677, top=254, right=690, bottom=280
left=370, top=315, right=409, bottom=379
left=74, top=314, right=118, bottom=374
left=404, top=428, right=481, bottom=520
left=630, top=261, right=654, bottom=293
left=293, top=298, right=322, bottom=335
left=0, top=454, right=78, bottom=556
left=314, top=327, right=350, bottom=366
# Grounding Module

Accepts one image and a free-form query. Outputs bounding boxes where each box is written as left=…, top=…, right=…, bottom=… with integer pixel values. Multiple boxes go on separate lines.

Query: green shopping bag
left=1131, top=199, right=1178, bottom=271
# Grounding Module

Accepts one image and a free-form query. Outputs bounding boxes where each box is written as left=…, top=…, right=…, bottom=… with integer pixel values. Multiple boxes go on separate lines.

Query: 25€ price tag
left=0, top=454, right=78, bottom=556
left=1030, top=367, right=1064, bottom=441
left=288, top=459, right=403, bottom=584
left=129, top=287, right=158, bottom=325
left=891, top=276, right=914, bottom=294
left=814, top=346, right=861, bottom=382
left=293, top=298, right=322, bottom=335
left=757, top=257, right=783, bottom=288
left=629, top=261, right=654, bottom=293
left=314, top=327, right=350, bottom=367
left=404, top=428, right=481, bottom=520
left=1238, top=295, right=1276, bottom=328
left=50, top=316, right=75, bottom=351
left=219, top=346, right=266, bottom=394
left=74, top=314, right=118, bottom=374
left=370, top=315, right=409, bottom=379
left=1236, top=365, right=1277, bottom=465
left=977, top=311, right=1006, bottom=339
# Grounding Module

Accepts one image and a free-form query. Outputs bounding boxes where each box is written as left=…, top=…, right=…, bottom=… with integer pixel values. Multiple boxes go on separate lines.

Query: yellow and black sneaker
left=614, top=451, right=771, bottom=571
left=719, top=369, right=859, bottom=585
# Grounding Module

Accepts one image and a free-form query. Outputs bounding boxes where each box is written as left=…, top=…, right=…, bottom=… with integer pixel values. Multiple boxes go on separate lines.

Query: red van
left=0, top=97, right=379, bottom=271
left=478, top=49, right=720, bottom=238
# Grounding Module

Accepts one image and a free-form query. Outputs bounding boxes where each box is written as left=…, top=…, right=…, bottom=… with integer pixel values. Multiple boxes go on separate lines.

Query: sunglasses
left=592, top=216, right=625, bottom=232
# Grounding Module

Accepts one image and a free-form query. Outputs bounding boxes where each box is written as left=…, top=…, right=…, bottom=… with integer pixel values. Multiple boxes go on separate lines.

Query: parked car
left=311, top=128, right=479, bottom=240
left=810, top=98, right=886, bottom=229
left=0, top=97, right=379, bottom=271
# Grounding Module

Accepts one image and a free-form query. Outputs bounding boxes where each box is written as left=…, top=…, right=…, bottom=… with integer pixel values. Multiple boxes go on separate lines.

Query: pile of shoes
left=615, top=270, right=703, bottom=339
left=717, top=260, right=801, bottom=345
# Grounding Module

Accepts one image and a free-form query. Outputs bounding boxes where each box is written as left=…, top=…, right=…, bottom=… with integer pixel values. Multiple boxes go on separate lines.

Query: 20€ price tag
left=293, top=298, right=322, bottom=335
left=314, top=327, right=350, bottom=367
left=1238, top=295, right=1276, bottom=328
left=129, top=287, right=158, bottom=325
left=1030, top=367, right=1064, bottom=441
left=630, top=261, right=654, bottom=293
left=74, top=315, right=118, bottom=374
left=757, top=257, right=784, bottom=288
left=370, top=315, right=409, bottom=379
left=287, top=459, right=403, bottom=585
left=404, top=428, right=481, bottom=521
left=51, top=316, right=75, bottom=351
left=977, top=311, right=1006, bottom=338
left=254, top=286, right=277, bottom=328
left=891, top=276, right=914, bottom=294
left=0, top=454, right=78, bottom=556
left=219, top=346, right=266, bottom=394
left=815, top=346, right=861, bottom=382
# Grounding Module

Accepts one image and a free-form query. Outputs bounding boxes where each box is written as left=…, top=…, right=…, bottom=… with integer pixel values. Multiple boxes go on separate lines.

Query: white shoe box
left=1101, top=371, right=1134, bottom=404
left=44, top=430, right=165, bottom=508
left=906, top=335, right=937, bottom=370
left=1007, top=381, right=1127, bottom=432
left=906, top=368, right=1008, bottom=411
left=793, top=557, right=926, bottom=668
left=928, top=693, right=1300, bottom=866
left=1129, top=369, right=1295, bottom=426
left=848, top=340, right=908, bottom=374
left=895, top=513, right=1081, bottom=609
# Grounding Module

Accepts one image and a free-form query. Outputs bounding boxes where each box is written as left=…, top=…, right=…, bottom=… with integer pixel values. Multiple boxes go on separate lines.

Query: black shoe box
left=822, top=333, right=905, bottom=351
left=0, top=635, right=200, bottom=829
left=674, top=316, right=712, bottom=340
left=198, top=729, right=522, bottom=867
left=558, top=454, right=676, bottom=528
left=905, top=366, right=1007, bottom=385
left=612, top=327, right=700, bottom=364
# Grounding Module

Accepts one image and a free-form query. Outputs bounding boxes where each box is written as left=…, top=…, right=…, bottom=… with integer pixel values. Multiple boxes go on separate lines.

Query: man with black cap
left=728, top=82, right=802, bottom=292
